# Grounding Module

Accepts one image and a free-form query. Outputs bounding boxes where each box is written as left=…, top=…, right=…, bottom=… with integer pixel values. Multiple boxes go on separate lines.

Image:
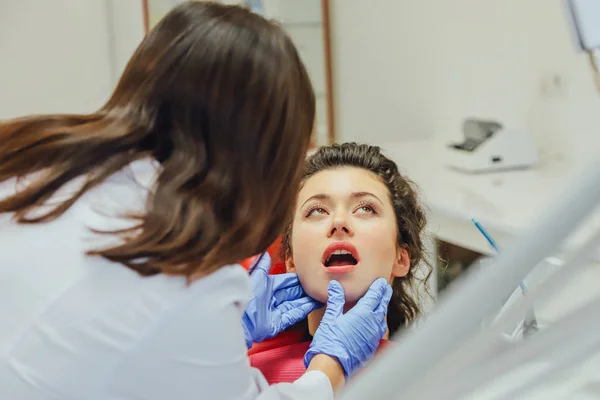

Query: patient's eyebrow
left=300, top=194, right=330, bottom=208
left=300, top=191, right=384, bottom=208
left=351, top=191, right=384, bottom=206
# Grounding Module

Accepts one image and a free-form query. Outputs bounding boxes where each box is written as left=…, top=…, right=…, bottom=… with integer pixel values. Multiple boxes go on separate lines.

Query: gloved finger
left=355, top=278, right=390, bottom=311
left=250, top=252, right=272, bottom=276
left=273, top=283, right=306, bottom=306
left=324, top=280, right=345, bottom=319
left=375, top=284, right=393, bottom=337
left=375, top=283, right=393, bottom=316
left=278, top=296, right=324, bottom=314
left=271, top=272, right=303, bottom=291
left=279, top=297, right=323, bottom=329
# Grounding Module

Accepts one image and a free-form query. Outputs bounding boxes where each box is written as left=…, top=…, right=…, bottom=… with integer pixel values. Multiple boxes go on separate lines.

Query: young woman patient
left=250, top=142, right=431, bottom=383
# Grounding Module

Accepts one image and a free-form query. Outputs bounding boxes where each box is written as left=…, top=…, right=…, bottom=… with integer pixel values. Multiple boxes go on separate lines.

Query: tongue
left=328, top=259, right=353, bottom=267
left=327, top=254, right=357, bottom=267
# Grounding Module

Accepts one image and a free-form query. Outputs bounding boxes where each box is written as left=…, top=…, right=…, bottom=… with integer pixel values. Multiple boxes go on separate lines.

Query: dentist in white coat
left=0, top=2, right=391, bottom=399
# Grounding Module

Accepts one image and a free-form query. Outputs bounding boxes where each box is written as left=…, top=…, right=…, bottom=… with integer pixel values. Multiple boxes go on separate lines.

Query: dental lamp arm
left=567, top=0, right=600, bottom=90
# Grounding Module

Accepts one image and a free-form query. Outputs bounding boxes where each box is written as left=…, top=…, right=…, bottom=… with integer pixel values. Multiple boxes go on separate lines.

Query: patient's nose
left=328, top=214, right=354, bottom=238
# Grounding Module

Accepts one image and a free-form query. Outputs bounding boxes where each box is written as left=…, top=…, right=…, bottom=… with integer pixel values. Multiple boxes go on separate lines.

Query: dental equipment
left=567, top=0, right=600, bottom=90
left=340, top=152, right=600, bottom=400
left=336, top=3, right=600, bottom=398
left=471, top=216, right=527, bottom=293
left=444, top=119, right=538, bottom=174
left=471, top=216, right=538, bottom=338
left=455, top=221, right=600, bottom=399
left=440, top=293, right=600, bottom=400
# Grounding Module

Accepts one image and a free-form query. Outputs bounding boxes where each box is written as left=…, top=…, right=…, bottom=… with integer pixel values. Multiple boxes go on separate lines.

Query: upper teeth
left=327, top=250, right=352, bottom=261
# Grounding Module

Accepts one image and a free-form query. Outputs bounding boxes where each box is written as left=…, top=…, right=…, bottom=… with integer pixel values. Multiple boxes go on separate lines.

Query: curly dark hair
left=282, top=142, right=432, bottom=336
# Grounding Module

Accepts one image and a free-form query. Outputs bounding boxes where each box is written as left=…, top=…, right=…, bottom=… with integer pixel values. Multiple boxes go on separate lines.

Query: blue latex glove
left=304, top=278, right=393, bottom=379
left=242, top=253, right=322, bottom=348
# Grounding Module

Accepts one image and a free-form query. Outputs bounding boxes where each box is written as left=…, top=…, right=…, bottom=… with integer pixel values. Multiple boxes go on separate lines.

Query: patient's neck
left=307, top=308, right=325, bottom=336
left=306, top=304, right=352, bottom=336
left=307, top=303, right=390, bottom=340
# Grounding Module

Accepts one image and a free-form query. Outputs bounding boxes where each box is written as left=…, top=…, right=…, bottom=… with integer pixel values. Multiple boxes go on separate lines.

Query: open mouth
left=322, top=242, right=360, bottom=271
left=325, top=250, right=358, bottom=267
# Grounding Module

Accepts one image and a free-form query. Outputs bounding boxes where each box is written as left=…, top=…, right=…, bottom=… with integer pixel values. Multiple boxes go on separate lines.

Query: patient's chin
left=301, top=280, right=369, bottom=305
left=302, top=285, right=328, bottom=304
left=343, top=290, right=367, bottom=305
left=329, top=283, right=368, bottom=305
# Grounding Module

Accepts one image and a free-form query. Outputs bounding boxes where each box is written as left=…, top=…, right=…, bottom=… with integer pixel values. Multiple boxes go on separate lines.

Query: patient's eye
left=305, top=204, right=328, bottom=217
left=355, top=202, right=376, bottom=215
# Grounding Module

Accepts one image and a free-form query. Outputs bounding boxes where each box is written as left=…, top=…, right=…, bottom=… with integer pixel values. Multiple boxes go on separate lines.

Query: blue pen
left=471, top=217, right=538, bottom=336
left=470, top=217, right=527, bottom=293
left=471, top=217, right=500, bottom=253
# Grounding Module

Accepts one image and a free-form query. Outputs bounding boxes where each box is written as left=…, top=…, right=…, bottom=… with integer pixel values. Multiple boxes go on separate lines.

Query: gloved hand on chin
left=242, top=253, right=322, bottom=348
left=304, top=278, right=393, bottom=380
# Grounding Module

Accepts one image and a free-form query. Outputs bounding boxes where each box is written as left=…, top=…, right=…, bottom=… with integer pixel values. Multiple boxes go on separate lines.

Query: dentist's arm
left=306, top=354, right=346, bottom=390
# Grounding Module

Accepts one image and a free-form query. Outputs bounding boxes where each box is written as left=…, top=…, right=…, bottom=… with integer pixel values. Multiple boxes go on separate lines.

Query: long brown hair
left=282, top=143, right=431, bottom=335
left=0, top=2, right=315, bottom=278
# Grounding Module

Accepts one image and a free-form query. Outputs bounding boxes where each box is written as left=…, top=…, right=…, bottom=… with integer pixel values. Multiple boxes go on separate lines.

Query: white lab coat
left=0, top=159, right=333, bottom=400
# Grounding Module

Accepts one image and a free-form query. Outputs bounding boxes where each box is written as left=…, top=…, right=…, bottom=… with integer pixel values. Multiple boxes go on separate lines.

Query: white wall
left=107, top=1, right=147, bottom=84
left=6, top=0, right=599, bottom=162
left=0, top=0, right=144, bottom=119
left=330, top=0, right=600, bottom=161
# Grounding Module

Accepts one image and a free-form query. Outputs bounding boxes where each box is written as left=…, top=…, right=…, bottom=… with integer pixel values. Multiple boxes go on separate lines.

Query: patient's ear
left=392, top=246, right=410, bottom=277
left=285, top=257, right=296, bottom=273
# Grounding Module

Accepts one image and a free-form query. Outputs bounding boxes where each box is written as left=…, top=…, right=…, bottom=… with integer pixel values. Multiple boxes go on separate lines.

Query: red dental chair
left=240, top=237, right=286, bottom=275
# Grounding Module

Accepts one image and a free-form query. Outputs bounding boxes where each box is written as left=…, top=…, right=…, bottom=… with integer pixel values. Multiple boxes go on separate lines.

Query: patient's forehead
left=298, top=167, right=389, bottom=204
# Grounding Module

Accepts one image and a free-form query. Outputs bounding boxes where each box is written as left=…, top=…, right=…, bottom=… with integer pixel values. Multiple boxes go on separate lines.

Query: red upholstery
left=250, top=342, right=310, bottom=384
left=240, top=237, right=286, bottom=274
left=247, top=329, right=305, bottom=356
left=250, top=339, right=392, bottom=384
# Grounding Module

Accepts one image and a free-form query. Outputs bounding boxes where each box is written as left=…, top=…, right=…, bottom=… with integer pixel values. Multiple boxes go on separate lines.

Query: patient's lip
left=321, top=242, right=360, bottom=274
left=323, top=264, right=358, bottom=274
